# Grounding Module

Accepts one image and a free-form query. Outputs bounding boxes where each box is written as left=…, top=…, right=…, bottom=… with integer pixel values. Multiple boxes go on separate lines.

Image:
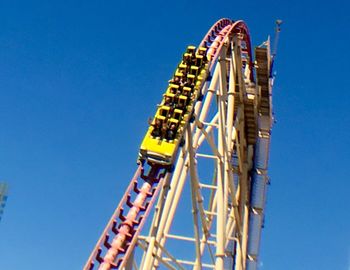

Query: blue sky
left=0, top=0, right=349, bottom=269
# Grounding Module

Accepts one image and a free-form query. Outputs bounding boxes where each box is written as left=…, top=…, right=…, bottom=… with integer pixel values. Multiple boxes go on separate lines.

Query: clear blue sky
left=0, top=0, right=349, bottom=269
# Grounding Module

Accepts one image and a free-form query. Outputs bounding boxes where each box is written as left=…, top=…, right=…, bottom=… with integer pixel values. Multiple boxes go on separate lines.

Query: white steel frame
left=122, top=33, right=264, bottom=270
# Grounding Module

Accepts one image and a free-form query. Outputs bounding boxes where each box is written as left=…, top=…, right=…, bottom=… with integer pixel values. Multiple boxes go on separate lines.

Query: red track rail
left=84, top=18, right=254, bottom=270
left=84, top=164, right=166, bottom=269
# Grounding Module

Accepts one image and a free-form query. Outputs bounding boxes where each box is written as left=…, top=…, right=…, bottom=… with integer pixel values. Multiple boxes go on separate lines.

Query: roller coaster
left=84, top=18, right=276, bottom=270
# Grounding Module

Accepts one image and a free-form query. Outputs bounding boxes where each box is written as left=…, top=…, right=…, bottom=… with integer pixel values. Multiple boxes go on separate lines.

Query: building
left=0, top=183, right=8, bottom=221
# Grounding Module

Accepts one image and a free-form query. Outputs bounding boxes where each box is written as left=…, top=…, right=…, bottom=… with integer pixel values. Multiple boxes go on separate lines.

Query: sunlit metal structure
left=85, top=18, right=275, bottom=270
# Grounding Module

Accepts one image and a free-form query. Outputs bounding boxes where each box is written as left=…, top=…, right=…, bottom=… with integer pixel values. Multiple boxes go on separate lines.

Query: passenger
left=166, top=123, right=177, bottom=140
left=164, top=96, right=172, bottom=106
left=176, top=87, right=182, bottom=96
left=169, top=76, right=181, bottom=85
left=178, top=66, right=187, bottom=74
left=183, top=53, right=192, bottom=67
left=184, top=76, right=195, bottom=89
left=183, top=88, right=192, bottom=100
left=187, top=46, right=196, bottom=57
left=176, top=99, right=185, bottom=110
left=161, top=122, right=168, bottom=138
left=169, top=86, right=177, bottom=94
left=181, top=74, right=187, bottom=86
left=164, top=97, right=176, bottom=118
left=151, top=119, right=162, bottom=138
left=198, top=48, right=208, bottom=62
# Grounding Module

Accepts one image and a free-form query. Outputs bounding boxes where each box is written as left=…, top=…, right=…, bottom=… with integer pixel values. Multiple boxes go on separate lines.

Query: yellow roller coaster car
left=139, top=46, right=209, bottom=167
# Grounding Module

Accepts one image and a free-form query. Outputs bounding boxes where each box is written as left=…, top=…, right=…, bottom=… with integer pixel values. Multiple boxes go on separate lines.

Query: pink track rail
left=84, top=164, right=166, bottom=269
left=84, top=18, right=253, bottom=270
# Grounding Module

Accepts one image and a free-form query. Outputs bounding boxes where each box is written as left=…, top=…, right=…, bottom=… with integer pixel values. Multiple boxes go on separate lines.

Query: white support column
left=148, top=60, right=222, bottom=270
left=187, top=124, right=203, bottom=270
left=143, top=236, right=156, bottom=270
left=124, top=248, right=135, bottom=270
left=215, top=43, right=229, bottom=270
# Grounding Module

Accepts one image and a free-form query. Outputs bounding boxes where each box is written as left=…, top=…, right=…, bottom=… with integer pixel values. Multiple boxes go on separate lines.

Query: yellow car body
left=139, top=46, right=209, bottom=166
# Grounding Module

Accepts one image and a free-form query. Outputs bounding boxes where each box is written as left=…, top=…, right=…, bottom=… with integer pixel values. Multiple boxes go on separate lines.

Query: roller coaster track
left=84, top=18, right=274, bottom=270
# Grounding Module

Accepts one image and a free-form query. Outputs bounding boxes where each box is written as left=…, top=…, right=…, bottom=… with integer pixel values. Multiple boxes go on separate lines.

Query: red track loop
left=202, top=19, right=254, bottom=82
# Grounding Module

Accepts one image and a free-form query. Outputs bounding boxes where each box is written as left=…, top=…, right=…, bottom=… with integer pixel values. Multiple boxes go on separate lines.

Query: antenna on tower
left=270, top=19, right=282, bottom=78
left=272, top=19, right=282, bottom=60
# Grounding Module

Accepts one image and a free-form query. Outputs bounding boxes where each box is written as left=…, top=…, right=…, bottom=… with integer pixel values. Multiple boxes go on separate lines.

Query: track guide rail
left=84, top=164, right=167, bottom=270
